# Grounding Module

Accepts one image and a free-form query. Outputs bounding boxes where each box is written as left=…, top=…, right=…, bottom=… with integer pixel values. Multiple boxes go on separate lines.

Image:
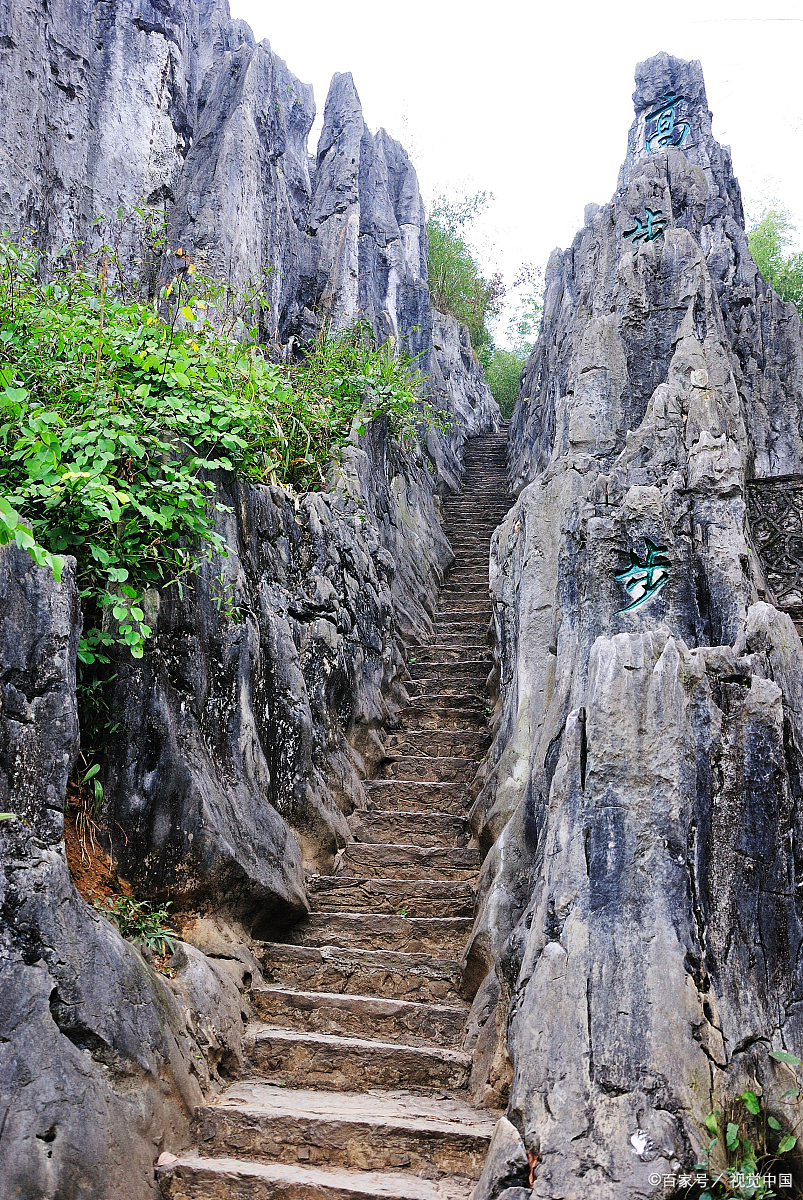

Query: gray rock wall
left=0, top=543, right=247, bottom=1200
left=102, top=421, right=461, bottom=933
left=0, top=0, right=499, bottom=937
left=0, top=0, right=478, bottom=403
left=471, top=54, right=803, bottom=1199
left=0, top=4, right=499, bottom=1195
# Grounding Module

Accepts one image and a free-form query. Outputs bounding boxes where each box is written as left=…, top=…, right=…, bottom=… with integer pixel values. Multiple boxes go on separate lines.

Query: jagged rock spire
left=471, top=53, right=803, bottom=1200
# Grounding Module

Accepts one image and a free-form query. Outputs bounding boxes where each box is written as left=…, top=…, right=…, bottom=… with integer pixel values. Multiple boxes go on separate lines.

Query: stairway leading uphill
left=158, top=430, right=511, bottom=1200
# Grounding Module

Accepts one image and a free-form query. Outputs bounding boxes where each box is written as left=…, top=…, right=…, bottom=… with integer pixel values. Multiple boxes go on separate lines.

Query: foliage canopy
left=748, top=209, right=803, bottom=314
left=426, top=194, right=504, bottom=362
left=0, top=235, right=431, bottom=677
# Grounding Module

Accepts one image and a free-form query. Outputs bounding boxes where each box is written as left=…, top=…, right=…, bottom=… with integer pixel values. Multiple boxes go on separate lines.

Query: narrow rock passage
left=158, top=430, right=511, bottom=1200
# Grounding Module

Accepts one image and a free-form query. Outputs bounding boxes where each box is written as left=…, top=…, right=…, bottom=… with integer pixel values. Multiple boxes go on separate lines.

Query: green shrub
left=484, top=349, right=526, bottom=418
left=94, top=895, right=177, bottom=957
left=0, top=235, right=432, bottom=674
left=483, top=264, right=543, bottom=418
left=748, top=209, right=803, bottom=314
left=696, top=1050, right=802, bottom=1198
left=426, top=194, right=504, bottom=360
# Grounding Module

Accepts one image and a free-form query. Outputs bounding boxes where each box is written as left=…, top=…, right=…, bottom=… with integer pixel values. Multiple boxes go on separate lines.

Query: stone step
left=432, top=604, right=489, bottom=614
left=189, top=1082, right=496, bottom=1180
left=444, top=509, right=508, bottom=517
left=337, top=843, right=481, bottom=882
left=433, top=617, right=490, bottom=631
left=441, top=578, right=488, bottom=588
left=402, top=691, right=485, bottom=709
left=157, top=1154, right=475, bottom=1200
left=398, top=700, right=484, bottom=729
left=441, top=581, right=490, bottom=593
left=307, top=875, right=475, bottom=918
left=364, top=779, right=470, bottom=814
left=432, top=604, right=492, bottom=616
left=355, top=809, right=470, bottom=848
left=404, top=679, right=487, bottom=701
left=417, top=633, right=492, bottom=652
left=403, top=691, right=484, bottom=705
left=252, top=987, right=467, bottom=1046
left=278, top=913, right=473, bottom=957
left=414, top=646, right=492, bottom=664
left=383, top=730, right=491, bottom=757
left=430, top=627, right=487, bottom=640
left=245, top=1025, right=471, bottom=1091
left=434, top=602, right=492, bottom=615
left=428, top=638, right=487, bottom=653
left=444, top=514, right=507, bottom=522
left=257, top=943, right=464, bottom=1003
left=379, top=755, right=477, bottom=783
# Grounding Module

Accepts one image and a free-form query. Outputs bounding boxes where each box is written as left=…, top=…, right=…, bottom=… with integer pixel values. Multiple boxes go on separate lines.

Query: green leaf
left=726, top=1122, right=740, bottom=1150
left=0, top=813, right=18, bottom=821
left=770, top=1050, right=802, bottom=1066
left=779, top=1134, right=797, bottom=1153
left=768, top=1046, right=796, bottom=1065
left=768, top=1116, right=782, bottom=1130
left=741, top=1090, right=761, bottom=1115
left=83, top=764, right=100, bottom=781
left=704, top=1112, right=719, bottom=1137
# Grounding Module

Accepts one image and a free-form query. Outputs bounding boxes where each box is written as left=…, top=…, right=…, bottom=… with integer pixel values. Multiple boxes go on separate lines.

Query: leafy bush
left=0, top=235, right=431, bottom=675
left=748, top=210, right=803, bottom=314
left=426, top=194, right=504, bottom=361
left=696, top=1049, right=802, bottom=1198
left=484, top=349, right=526, bottom=418
left=94, top=895, right=177, bottom=957
left=483, top=264, right=543, bottom=418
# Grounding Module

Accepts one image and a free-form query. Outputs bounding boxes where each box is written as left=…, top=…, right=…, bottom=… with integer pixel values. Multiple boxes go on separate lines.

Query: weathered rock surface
left=101, top=419, right=464, bottom=929
left=0, top=543, right=250, bottom=1200
left=0, top=4, right=503, bottom=1198
left=155, top=432, right=508, bottom=1200
left=470, top=53, right=803, bottom=1199
left=0, top=0, right=499, bottom=455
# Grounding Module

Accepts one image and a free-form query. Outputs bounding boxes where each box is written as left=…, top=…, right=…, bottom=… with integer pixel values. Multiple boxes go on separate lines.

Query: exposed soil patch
left=64, top=806, right=131, bottom=905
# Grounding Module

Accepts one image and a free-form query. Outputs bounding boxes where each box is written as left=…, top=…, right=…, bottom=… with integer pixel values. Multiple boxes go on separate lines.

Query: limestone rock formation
left=101, top=421, right=459, bottom=930
left=0, top=0, right=446, bottom=379
left=0, top=543, right=249, bottom=1200
left=470, top=53, right=803, bottom=1198
left=0, top=0, right=498, bottom=929
left=0, top=5, right=501, bottom=1197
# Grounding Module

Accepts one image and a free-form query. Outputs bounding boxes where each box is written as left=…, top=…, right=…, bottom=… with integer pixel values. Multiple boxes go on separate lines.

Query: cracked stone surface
left=468, top=53, right=803, bottom=1200
left=156, top=433, right=509, bottom=1197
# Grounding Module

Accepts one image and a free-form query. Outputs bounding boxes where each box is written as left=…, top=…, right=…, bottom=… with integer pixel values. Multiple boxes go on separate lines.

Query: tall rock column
left=469, top=54, right=803, bottom=1199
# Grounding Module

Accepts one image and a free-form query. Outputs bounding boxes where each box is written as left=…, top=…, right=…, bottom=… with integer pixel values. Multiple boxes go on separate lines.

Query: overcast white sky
left=230, top=0, right=803, bottom=343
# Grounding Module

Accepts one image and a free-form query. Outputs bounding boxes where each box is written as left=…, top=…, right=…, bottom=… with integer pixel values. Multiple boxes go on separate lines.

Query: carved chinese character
left=645, top=91, right=690, bottom=151
left=616, top=539, right=672, bottom=612
left=623, top=207, right=668, bottom=254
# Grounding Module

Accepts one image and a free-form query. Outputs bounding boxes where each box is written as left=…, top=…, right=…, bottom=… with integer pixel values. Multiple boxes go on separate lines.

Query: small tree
left=426, top=193, right=504, bottom=362
left=483, top=263, right=544, bottom=418
left=748, top=209, right=803, bottom=315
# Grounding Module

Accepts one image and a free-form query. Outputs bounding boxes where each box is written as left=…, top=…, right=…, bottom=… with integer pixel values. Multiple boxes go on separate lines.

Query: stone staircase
left=157, top=430, right=511, bottom=1200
